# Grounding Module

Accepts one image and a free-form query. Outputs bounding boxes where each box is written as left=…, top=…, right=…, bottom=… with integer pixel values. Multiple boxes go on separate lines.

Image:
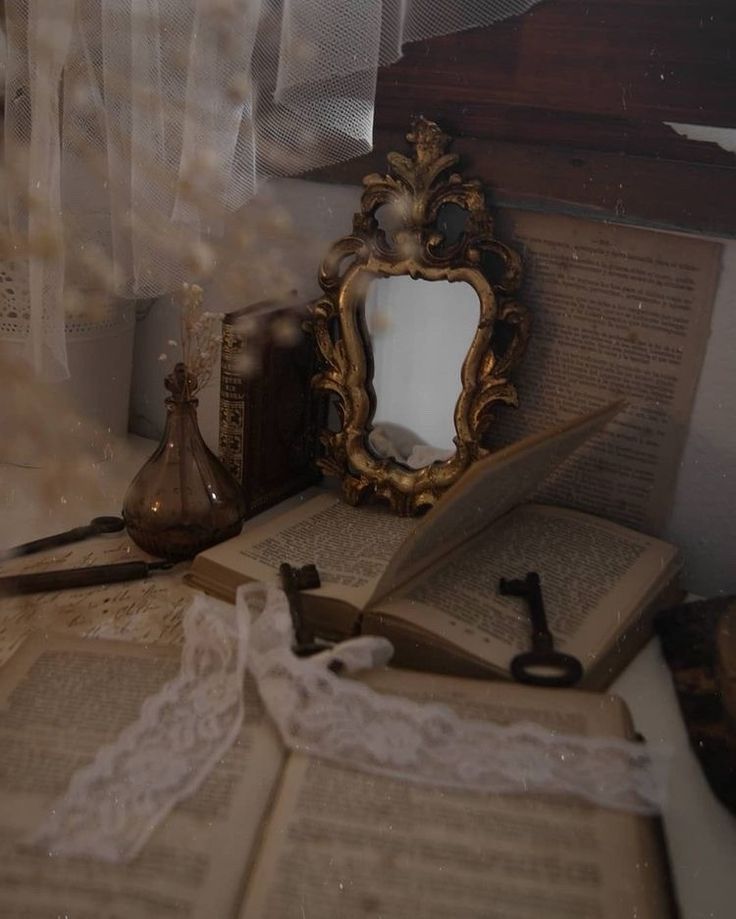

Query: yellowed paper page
left=372, top=401, right=623, bottom=603
left=0, top=634, right=285, bottom=919
left=0, top=534, right=195, bottom=667
left=492, top=210, right=720, bottom=533
left=197, top=492, right=418, bottom=607
left=239, top=672, right=672, bottom=919
left=376, top=504, right=677, bottom=672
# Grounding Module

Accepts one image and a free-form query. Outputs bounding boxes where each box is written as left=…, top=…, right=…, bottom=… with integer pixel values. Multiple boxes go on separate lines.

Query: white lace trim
left=245, top=585, right=668, bottom=813
left=29, top=584, right=668, bottom=863
left=0, top=260, right=134, bottom=342
left=28, top=593, right=249, bottom=862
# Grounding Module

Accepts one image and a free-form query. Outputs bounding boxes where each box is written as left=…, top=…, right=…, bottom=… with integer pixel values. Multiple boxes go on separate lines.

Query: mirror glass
left=364, top=276, right=479, bottom=469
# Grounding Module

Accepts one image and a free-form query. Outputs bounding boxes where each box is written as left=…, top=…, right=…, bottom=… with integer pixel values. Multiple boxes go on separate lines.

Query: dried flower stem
left=175, top=283, right=223, bottom=399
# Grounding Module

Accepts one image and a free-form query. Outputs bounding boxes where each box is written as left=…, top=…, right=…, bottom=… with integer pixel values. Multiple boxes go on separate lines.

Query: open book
left=188, top=403, right=682, bottom=689
left=0, top=633, right=677, bottom=918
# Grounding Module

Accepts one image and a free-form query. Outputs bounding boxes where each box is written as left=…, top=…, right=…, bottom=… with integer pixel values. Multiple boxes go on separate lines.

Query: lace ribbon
left=29, top=593, right=250, bottom=861
left=30, top=584, right=669, bottom=863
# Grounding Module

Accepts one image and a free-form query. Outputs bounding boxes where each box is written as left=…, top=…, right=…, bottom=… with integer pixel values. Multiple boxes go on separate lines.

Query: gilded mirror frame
left=309, top=118, right=530, bottom=515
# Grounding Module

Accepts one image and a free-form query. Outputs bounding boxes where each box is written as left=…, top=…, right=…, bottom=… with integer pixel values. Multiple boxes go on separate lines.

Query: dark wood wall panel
left=307, top=0, right=736, bottom=237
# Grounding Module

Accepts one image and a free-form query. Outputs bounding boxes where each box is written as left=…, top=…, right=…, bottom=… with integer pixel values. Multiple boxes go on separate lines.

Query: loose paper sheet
left=492, top=210, right=721, bottom=533
left=0, top=535, right=195, bottom=666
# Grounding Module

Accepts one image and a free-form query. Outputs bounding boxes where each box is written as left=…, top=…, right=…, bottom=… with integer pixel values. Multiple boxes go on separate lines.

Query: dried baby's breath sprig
left=270, top=314, right=302, bottom=347
left=184, top=240, right=217, bottom=277
left=232, top=349, right=260, bottom=379
left=227, top=71, right=250, bottom=102
left=227, top=302, right=306, bottom=382
left=368, top=307, right=392, bottom=337
left=176, top=282, right=224, bottom=398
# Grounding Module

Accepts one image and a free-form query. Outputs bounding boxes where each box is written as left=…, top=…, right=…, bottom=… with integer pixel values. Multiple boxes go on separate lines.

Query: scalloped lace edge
left=28, top=584, right=669, bottom=862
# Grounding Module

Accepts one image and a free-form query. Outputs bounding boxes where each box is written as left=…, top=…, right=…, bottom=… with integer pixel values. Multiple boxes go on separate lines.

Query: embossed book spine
left=218, top=304, right=324, bottom=521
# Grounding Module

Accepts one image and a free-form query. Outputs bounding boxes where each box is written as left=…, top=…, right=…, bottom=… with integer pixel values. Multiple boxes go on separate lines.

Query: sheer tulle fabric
left=30, top=584, right=668, bottom=864
left=1, top=1, right=544, bottom=377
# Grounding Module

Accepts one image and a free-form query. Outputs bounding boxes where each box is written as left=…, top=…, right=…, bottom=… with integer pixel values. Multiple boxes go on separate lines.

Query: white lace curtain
left=1, top=0, right=543, bottom=379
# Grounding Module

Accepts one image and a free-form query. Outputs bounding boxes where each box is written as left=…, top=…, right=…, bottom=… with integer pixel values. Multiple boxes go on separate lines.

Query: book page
left=0, top=634, right=285, bottom=919
left=373, top=504, right=678, bottom=673
left=491, top=210, right=720, bottom=533
left=371, top=401, right=623, bottom=604
left=196, top=492, right=418, bottom=608
left=0, top=533, right=195, bottom=667
left=239, top=671, right=672, bottom=918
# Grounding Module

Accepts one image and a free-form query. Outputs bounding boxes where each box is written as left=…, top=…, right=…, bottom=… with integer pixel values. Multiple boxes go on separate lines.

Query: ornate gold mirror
left=309, top=118, right=530, bottom=515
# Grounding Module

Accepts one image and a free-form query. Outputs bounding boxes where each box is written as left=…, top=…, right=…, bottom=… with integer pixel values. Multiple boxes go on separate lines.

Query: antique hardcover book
left=189, top=403, right=682, bottom=690
left=0, top=632, right=677, bottom=918
left=218, top=299, right=325, bottom=520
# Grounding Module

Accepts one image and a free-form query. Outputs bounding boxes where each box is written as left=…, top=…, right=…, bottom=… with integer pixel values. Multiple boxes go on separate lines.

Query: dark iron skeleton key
left=279, top=563, right=343, bottom=671
left=499, top=571, right=583, bottom=688
left=279, top=562, right=322, bottom=654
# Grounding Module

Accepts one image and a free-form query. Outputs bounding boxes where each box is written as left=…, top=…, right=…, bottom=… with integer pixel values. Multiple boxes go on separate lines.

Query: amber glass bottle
left=123, top=364, right=246, bottom=560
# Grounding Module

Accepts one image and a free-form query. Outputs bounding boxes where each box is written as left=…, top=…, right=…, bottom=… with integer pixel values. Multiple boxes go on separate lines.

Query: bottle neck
left=161, top=397, right=201, bottom=444
left=165, top=396, right=199, bottom=413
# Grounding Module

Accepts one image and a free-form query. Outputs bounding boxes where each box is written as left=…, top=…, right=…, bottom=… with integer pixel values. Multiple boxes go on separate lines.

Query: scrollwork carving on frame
left=308, top=117, right=531, bottom=515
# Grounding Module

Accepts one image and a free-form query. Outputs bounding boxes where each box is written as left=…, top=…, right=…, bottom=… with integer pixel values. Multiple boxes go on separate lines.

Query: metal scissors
left=0, top=559, right=175, bottom=596
left=1, top=515, right=126, bottom=561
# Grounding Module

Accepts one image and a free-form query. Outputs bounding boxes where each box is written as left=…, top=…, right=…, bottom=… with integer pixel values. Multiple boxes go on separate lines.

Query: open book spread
left=189, top=403, right=681, bottom=689
left=0, top=633, right=676, bottom=918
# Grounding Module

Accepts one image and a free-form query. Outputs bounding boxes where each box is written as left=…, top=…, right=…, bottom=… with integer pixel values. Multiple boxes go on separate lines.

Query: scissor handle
left=509, top=650, right=584, bottom=688
left=3, top=516, right=125, bottom=559
left=89, top=516, right=126, bottom=534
